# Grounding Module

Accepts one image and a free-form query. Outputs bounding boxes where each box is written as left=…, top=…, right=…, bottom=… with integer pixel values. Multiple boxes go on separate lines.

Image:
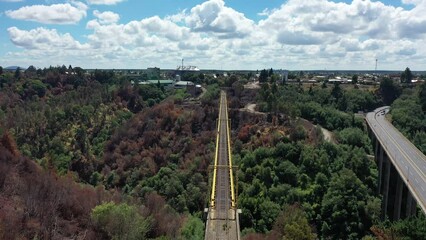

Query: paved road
left=205, top=91, right=239, bottom=240
left=366, top=106, right=426, bottom=214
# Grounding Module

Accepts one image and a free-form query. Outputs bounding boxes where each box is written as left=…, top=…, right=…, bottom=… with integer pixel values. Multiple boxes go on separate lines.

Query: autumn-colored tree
left=272, top=204, right=316, bottom=240
left=0, top=131, right=19, bottom=156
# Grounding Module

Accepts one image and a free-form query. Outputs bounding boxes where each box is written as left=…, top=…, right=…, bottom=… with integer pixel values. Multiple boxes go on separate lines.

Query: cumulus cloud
left=165, top=9, right=187, bottom=23
left=85, top=15, right=200, bottom=51
left=5, top=2, right=87, bottom=24
left=86, top=0, right=125, bottom=5
left=185, top=0, right=255, bottom=38
left=5, top=0, right=426, bottom=70
left=277, top=30, right=323, bottom=45
left=7, top=27, right=88, bottom=50
left=93, top=10, right=120, bottom=24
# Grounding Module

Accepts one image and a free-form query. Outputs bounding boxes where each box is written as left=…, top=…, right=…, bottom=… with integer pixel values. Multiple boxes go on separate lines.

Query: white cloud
left=5, top=0, right=426, bottom=70
left=185, top=0, right=255, bottom=38
left=258, top=8, right=273, bottom=16
left=165, top=9, right=187, bottom=23
left=7, top=27, right=89, bottom=50
left=0, top=0, right=24, bottom=2
left=93, top=10, right=120, bottom=24
left=5, top=2, right=87, bottom=24
left=86, top=0, right=125, bottom=5
left=402, top=0, right=423, bottom=5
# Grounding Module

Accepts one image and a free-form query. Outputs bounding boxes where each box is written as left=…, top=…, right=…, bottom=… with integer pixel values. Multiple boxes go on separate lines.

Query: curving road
left=366, top=106, right=426, bottom=214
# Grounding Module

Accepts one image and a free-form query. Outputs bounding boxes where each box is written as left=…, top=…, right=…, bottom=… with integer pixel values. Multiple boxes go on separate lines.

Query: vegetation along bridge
left=205, top=91, right=240, bottom=240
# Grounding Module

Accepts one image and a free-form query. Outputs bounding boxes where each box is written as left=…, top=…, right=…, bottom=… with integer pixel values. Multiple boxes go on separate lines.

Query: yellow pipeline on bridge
left=210, top=94, right=222, bottom=207
left=225, top=94, right=236, bottom=208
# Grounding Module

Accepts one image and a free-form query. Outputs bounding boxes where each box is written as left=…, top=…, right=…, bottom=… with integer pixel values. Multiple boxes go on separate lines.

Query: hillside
left=1, top=67, right=425, bottom=239
left=0, top=132, right=104, bottom=239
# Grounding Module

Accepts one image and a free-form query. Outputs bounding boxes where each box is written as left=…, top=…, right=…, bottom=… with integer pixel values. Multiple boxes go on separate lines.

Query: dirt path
left=321, top=127, right=335, bottom=143
left=240, top=103, right=265, bottom=115
left=246, top=103, right=256, bottom=112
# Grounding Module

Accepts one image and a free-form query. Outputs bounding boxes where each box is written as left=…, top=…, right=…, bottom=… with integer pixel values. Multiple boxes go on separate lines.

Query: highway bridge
left=366, top=106, right=426, bottom=220
left=205, top=91, right=240, bottom=240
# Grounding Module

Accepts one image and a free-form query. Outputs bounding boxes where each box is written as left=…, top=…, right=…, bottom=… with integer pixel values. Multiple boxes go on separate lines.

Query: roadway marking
left=382, top=115, right=426, bottom=165
left=375, top=113, right=426, bottom=182
left=380, top=118, right=426, bottom=173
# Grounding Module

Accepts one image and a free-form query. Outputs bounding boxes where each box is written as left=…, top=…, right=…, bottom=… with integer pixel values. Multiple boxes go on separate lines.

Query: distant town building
left=176, top=65, right=200, bottom=72
left=174, top=81, right=194, bottom=89
left=280, top=70, right=289, bottom=84
left=175, top=81, right=201, bottom=96
left=146, top=79, right=174, bottom=86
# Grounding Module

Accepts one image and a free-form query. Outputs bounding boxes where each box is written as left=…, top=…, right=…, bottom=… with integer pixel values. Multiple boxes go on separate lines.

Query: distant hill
left=4, top=66, right=25, bottom=70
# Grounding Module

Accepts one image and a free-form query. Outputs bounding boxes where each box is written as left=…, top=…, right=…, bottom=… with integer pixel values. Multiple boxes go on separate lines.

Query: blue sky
left=0, top=0, right=425, bottom=70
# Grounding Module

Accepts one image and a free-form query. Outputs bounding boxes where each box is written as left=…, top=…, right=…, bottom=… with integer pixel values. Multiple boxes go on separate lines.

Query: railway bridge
left=205, top=91, right=240, bottom=240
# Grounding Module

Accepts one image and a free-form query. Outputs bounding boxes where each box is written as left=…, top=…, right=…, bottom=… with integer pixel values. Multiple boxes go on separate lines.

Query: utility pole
left=375, top=59, right=378, bottom=74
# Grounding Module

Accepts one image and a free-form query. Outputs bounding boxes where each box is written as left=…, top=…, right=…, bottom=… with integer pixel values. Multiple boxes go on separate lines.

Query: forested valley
left=0, top=66, right=425, bottom=239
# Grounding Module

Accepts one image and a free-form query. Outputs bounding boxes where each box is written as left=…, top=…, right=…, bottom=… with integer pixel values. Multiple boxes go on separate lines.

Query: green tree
left=14, top=67, right=21, bottom=79
left=0, top=66, right=3, bottom=75
left=419, top=81, right=426, bottom=111
left=388, top=213, right=426, bottom=239
left=289, top=124, right=307, bottom=142
left=321, top=169, right=369, bottom=240
left=413, top=131, right=426, bottom=154
left=25, top=65, right=37, bottom=76
left=352, top=75, right=358, bottom=84
left=74, top=66, right=84, bottom=77
left=259, top=69, right=268, bottom=83
left=180, top=215, right=204, bottom=240
left=331, top=82, right=343, bottom=102
left=30, top=80, right=47, bottom=98
left=337, top=127, right=371, bottom=153
left=380, top=78, right=401, bottom=105
left=258, top=200, right=281, bottom=232
left=401, top=67, right=413, bottom=83
left=391, top=97, right=424, bottom=137
left=91, top=202, right=151, bottom=240
left=226, top=74, right=238, bottom=87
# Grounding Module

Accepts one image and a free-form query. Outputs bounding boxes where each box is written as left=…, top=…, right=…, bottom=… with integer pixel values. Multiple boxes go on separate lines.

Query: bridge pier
left=393, top=175, right=403, bottom=220
left=377, top=141, right=384, bottom=195
left=406, top=190, right=418, bottom=217
left=382, top=152, right=391, bottom=218
left=372, top=134, right=418, bottom=220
